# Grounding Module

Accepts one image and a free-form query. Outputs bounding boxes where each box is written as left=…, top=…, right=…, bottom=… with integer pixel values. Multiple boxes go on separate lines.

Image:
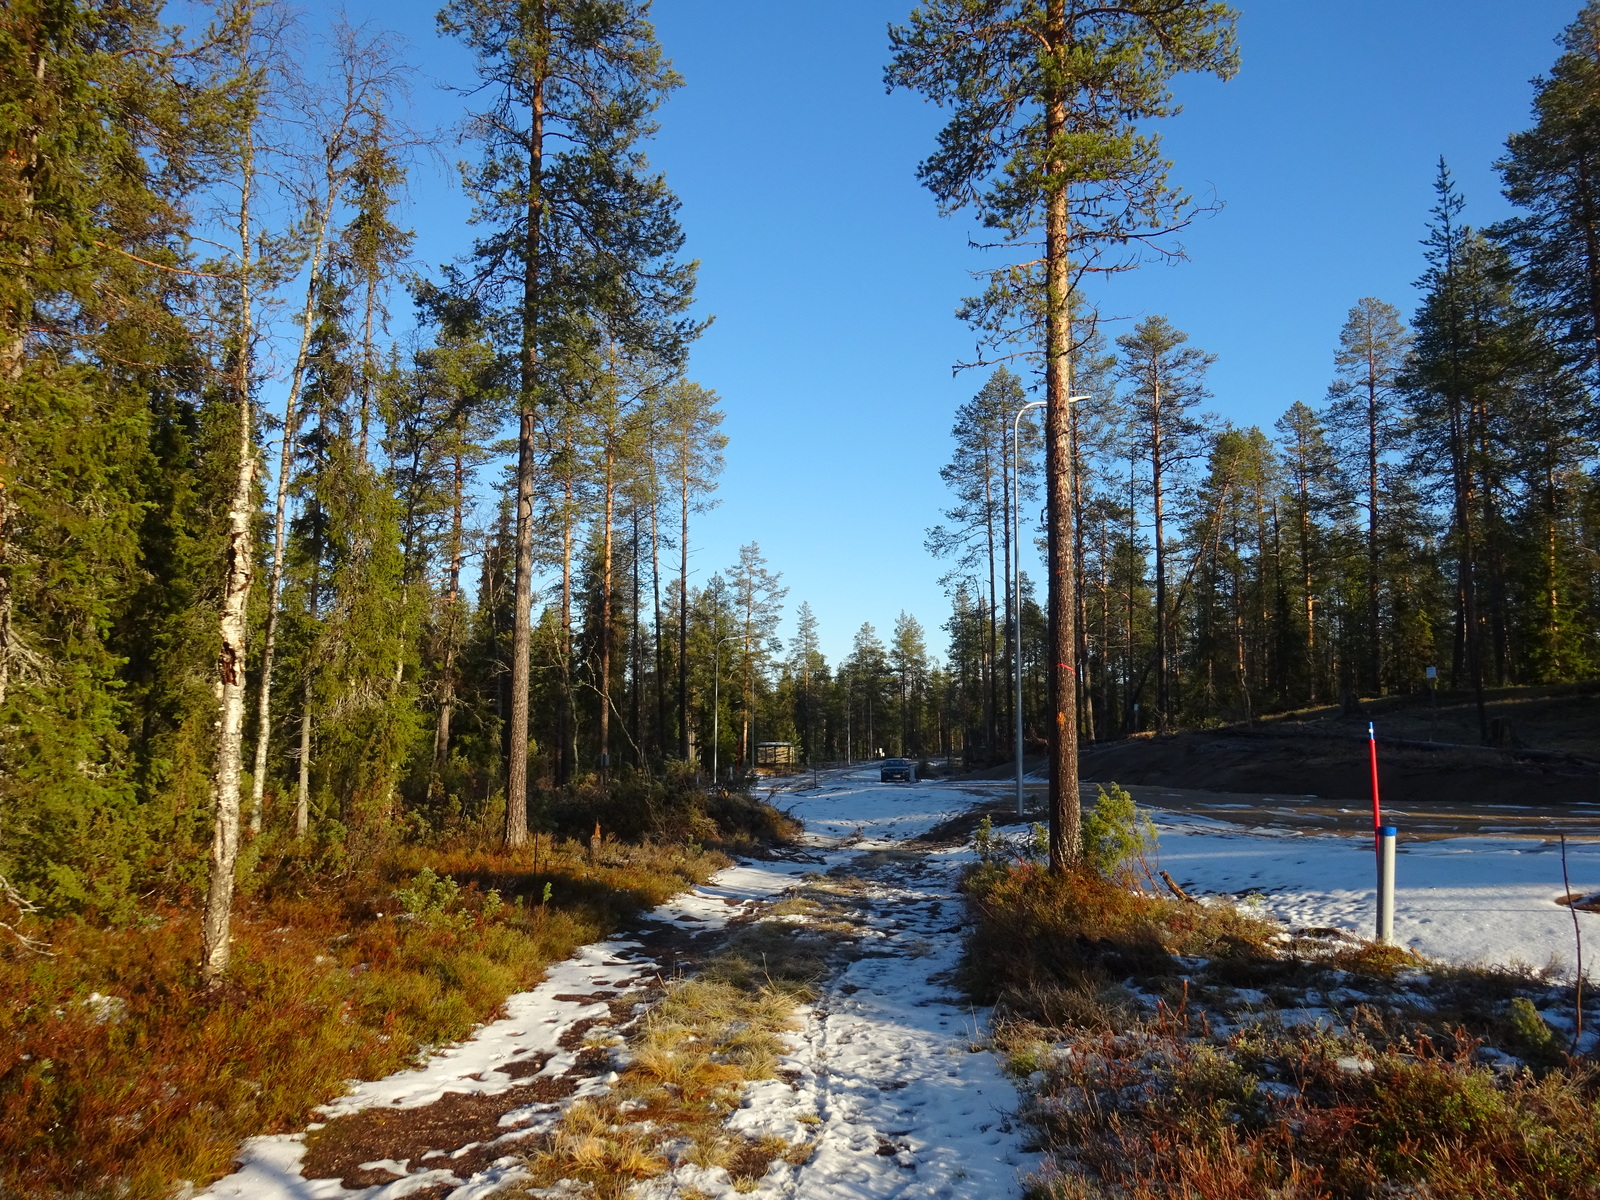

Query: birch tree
left=200, top=0, right=289, bottom=985
left=250, top=27, right=411, bottom=834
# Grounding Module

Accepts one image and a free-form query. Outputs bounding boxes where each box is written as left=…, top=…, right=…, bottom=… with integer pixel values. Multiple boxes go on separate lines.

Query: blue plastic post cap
left=1379, top=826, right=1397, bottom=837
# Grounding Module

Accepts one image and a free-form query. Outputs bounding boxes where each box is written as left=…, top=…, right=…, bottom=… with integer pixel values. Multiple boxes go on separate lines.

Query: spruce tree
left=1497, top=1, right=1600, bottom=390
left=0, top=0, right=195, bottom=913
left=1404, top=163, right=1527, bottom=738
left=250, top=31, right=411, bottom=833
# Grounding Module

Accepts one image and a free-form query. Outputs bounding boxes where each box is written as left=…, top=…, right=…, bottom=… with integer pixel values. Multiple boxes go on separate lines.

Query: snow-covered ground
left=195, top=863, right=811, bottom=1200
left=195, top=763, right=1600, bottom=1199
left=197, top=767, right=1036, bottom=1200
left=731, top=768, right=1037, bottom=1199
left=1151, top=811, right=1600, bottom=975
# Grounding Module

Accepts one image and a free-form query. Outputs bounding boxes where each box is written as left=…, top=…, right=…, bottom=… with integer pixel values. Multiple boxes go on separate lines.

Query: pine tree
left=845, top=622, right=891, bottom=760
left=440, top=0, right=697, bottom=846
left=1497, top=1, right=1600, bottom=390
left=890, top=612, right=930, bottom=756
left=926, top=367, right=1026, bottom=757
left=407, top=329, right=500, bottom=780
left=661, top=380, right=726, bottom=760
left=789, top=602, right=826, bottom=766
left=726, top=543, right=786, bottom=771
left=584, top=348, right=656, bottom=780
left=1325, top=298, right=1411, bottom=696
left=1115, top=315, right=1213, bottom=732
left=887, top=0, right=1237, bottom=866
left=1273, top=400, right=1346, bottom=704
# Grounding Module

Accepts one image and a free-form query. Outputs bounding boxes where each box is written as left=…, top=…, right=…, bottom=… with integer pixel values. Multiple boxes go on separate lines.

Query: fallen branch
left=0, top=874, right=53, bottom=956
left=1160, top=870, right=1197, bottom=904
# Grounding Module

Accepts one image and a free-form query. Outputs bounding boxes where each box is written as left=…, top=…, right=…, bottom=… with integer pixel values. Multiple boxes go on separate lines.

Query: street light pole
left=1012, top=400, right=1045, bottom=816
left=1012, top=395, right=1089, bottom=817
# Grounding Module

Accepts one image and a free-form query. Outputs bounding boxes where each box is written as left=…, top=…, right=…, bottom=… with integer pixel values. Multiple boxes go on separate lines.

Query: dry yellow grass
left=517, top=893, right=855, bottom=1196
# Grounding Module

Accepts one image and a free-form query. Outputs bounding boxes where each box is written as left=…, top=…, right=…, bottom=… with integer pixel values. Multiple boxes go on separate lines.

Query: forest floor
left=191, top=754, right=1600, bottom=1199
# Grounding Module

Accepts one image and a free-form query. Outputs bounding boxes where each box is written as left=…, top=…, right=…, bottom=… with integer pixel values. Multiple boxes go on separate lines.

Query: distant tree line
left=928, top=5, right=1600, bottom=756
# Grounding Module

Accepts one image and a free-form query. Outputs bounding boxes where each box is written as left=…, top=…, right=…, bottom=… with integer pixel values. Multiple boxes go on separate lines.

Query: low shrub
left=1080, top=782, right=1158, bottom=884
left=967, top=860, right=1600, bottom=1200
left=539, top=764, right=800, bottom=851
left=0, top=821, right=742, bottom=1199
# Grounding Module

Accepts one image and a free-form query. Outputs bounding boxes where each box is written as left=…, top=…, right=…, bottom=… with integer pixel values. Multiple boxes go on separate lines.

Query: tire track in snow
left=727, top=769, right=1038, bottom=1199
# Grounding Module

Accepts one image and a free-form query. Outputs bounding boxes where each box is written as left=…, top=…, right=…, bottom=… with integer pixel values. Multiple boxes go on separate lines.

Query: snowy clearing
left=1148, top=812, right=1600, bottom=974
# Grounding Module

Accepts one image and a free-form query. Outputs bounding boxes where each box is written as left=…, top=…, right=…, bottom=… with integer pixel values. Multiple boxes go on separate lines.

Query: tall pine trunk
left=558, top=461, right=575, bottom=784
left=1298, top=471, right=1316, bottom=703
left=678, top=461, right=691, bottom=762
left=1150, top=384, right=1169, bottom=731
left=598, top=445, right=615, bottom=780
left=982, top=449, right=998, bottom=755
left=505, top=52, right=545, bottom=849
left=1071, top=399, right=1092, bottom=742
left=1364, top=359, right=1381, bottom=695
left=1043, top=0, right=1081, bottom=868
left=434, top=435, right=465, bottom=771
left=999, top=416, right=1014, bottom=752
left=650, top=458, right=666, bottom=761
left=630, top=505, right=642, bottom=769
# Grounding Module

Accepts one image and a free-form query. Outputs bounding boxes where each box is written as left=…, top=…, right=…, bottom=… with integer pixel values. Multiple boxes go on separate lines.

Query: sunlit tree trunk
left=202, top=84, right=259, bottom=984
left=505, top=52, right=545, bottom=847
left=1043, top=0, right=1081, bottom=867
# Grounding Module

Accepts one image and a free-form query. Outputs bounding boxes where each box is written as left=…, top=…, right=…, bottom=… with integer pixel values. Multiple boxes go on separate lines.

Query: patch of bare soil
left=301, top=1077, right=576, bottom=1188
left=955, top=684, right=1600, bottom=808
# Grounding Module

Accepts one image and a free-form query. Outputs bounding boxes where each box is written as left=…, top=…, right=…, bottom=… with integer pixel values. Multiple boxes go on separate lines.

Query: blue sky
left=326, top=0, right=1579, bottom=665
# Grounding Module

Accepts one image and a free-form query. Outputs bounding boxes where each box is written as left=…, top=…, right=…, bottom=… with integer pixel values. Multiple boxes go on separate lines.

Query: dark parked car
left=880, top=758, right=916, bottom=783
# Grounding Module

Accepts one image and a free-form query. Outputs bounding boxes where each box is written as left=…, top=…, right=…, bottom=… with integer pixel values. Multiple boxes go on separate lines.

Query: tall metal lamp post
left=1011, top=395, right=1090, bottom=816
left=712, top=634, right=738, bottom=784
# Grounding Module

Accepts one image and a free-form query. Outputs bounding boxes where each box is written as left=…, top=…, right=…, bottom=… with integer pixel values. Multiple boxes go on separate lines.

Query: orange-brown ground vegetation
left=0, top=786, right=797, bottom=1200
left=965, top=860, right=1600, bottom=1200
